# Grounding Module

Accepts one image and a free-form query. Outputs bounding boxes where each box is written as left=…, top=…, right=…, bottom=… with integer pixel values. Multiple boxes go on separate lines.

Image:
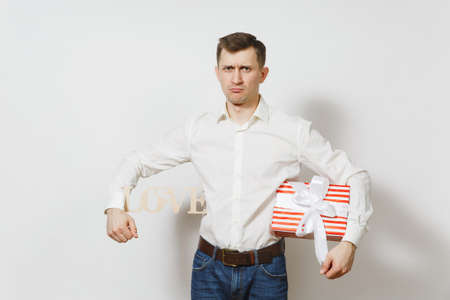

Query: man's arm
left=296, top=119, right=373, bottom=279
left=105, top=115, right=196, bottom=243
left=342, top=171, right=373, bottom=247
left=105, top=116, right=195, bottom=213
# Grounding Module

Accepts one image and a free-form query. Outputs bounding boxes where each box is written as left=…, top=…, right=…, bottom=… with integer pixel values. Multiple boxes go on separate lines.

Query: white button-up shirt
left=105, top=94, right=373, bottom=251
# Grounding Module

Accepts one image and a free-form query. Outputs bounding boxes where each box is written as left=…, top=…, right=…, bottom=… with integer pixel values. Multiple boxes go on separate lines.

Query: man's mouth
left=230, top=88, right=243, bottom=93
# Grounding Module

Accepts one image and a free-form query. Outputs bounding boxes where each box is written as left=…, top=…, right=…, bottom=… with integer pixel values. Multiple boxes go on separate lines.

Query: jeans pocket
left=192, top=249, right=213, bottom=271
left=259, top=254, right=287, bottom=278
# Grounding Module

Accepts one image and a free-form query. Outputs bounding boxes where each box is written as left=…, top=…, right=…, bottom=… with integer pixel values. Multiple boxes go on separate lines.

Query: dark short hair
left=216, top=32, right=266, bottom=69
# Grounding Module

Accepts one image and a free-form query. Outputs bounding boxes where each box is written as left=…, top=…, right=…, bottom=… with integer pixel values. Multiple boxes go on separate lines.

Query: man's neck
left=226, top=94, right=260, bottom=126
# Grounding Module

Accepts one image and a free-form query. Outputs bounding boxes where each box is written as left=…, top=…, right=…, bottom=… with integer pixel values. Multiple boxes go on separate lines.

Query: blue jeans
left=191, top=243, right=288, bottom=300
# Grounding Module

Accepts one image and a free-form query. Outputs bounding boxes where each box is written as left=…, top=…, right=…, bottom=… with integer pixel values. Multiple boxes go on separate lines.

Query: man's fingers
left=106, top=211, right=138, bottom=243
left=321, top=255, right=343, bottom=279
left=326, top=269, right=339, bottom=279
left=325, top=264, right=343, bottom=279
left=110, top=231, right=127, bottom=243
left=110, top=226, right=133, bottom=242
left=113, top=229, right=129, bottom=242
left=320, top=256, right=332, bottom=275
left=319, top=243, right=355, bottom=279
left=122, top=227, right=134, bottom=240
left=128, top=218, right=139, bottom=238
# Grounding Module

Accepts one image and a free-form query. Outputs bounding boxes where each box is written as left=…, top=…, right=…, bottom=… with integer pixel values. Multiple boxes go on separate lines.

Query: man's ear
left=259, top=66, right=269, bottom=83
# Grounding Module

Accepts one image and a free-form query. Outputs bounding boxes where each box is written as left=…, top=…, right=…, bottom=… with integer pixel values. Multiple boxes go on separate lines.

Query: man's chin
left=227, top=94, right=247, bottom=104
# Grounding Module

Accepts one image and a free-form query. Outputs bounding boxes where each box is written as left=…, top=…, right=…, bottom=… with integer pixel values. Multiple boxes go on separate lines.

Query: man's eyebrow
left=221, top=65, right=253, bottom=68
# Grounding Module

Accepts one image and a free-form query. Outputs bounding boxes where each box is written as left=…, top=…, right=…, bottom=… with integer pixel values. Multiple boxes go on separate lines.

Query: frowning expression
left=215, top=47, right=269, bottom=105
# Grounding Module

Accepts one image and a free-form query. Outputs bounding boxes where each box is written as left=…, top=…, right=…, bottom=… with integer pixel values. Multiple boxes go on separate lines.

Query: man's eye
left=242, top=67, right=250, bottom=71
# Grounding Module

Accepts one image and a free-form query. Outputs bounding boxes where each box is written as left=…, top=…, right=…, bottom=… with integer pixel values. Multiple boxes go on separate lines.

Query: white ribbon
left=291, top=176, right=336, bottom=265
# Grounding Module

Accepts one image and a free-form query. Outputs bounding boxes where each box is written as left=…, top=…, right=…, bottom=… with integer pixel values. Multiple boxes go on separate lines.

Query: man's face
left=215, top=47, right=269, bottom=105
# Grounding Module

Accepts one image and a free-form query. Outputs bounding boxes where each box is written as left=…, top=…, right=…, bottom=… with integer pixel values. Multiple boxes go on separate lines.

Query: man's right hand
left=106, top=208, right=139, bottom=243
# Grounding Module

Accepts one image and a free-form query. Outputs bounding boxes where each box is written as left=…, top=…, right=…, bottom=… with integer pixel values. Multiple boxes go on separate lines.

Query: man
left=104, top=32, right=373, bottom=299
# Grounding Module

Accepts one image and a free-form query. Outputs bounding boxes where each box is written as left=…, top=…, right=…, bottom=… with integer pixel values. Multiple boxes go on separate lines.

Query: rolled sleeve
left=297, top=119, right=373, bottom=247
left=104, top=115, right=195, bottom=214
left=342, top=171, right=373, bottom=247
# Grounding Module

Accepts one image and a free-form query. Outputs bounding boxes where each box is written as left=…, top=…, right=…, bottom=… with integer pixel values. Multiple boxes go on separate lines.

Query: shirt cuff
left=103, top=189, right=126, bottom=214
left=341, top=218, right=369, bottom=248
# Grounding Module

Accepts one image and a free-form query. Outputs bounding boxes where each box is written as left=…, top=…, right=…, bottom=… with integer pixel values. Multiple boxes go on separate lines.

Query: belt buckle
left=221, top=249, right=238, bottom=267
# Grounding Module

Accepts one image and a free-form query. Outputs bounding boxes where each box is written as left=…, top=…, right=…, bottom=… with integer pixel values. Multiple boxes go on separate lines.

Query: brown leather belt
left=197, top=235, right=285, bottom=267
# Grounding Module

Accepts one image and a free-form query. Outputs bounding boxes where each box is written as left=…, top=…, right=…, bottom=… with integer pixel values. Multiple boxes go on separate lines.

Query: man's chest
left=189, top=124, right=299, bottom=179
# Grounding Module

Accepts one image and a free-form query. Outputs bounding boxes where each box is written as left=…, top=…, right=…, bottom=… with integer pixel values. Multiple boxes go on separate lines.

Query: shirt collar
left=215, top=94, right=269, bottom=124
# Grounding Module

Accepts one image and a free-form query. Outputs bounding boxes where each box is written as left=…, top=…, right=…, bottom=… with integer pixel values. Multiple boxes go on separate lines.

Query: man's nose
left=231, top=69, right=243, bottom=84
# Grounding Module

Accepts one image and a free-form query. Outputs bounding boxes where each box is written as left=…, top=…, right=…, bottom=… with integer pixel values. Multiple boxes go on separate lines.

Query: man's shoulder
left=269, top=104, right=312, bottom=128
left=186, top=110, right=216, bottom=123
left=182, top=108, right=219, bottom=130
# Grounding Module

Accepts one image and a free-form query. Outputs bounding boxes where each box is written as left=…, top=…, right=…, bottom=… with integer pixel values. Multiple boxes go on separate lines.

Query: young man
left=104, top=32, right=373, bottom=299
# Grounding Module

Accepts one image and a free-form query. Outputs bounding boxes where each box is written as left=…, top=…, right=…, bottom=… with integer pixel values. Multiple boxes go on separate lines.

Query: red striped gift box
left=271, top=180, right=350, bottom=242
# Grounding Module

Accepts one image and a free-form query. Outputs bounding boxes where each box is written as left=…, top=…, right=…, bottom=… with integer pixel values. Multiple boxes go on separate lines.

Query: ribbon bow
left=291, top=176, right=336, bottom=265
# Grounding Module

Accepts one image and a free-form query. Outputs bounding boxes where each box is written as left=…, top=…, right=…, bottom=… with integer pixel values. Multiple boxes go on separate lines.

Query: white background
left=3, top=1, right=450, bottom=299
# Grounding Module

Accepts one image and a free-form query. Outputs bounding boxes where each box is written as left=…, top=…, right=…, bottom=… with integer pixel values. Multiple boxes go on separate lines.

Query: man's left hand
left=319, top=241, right=356, bottom=279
